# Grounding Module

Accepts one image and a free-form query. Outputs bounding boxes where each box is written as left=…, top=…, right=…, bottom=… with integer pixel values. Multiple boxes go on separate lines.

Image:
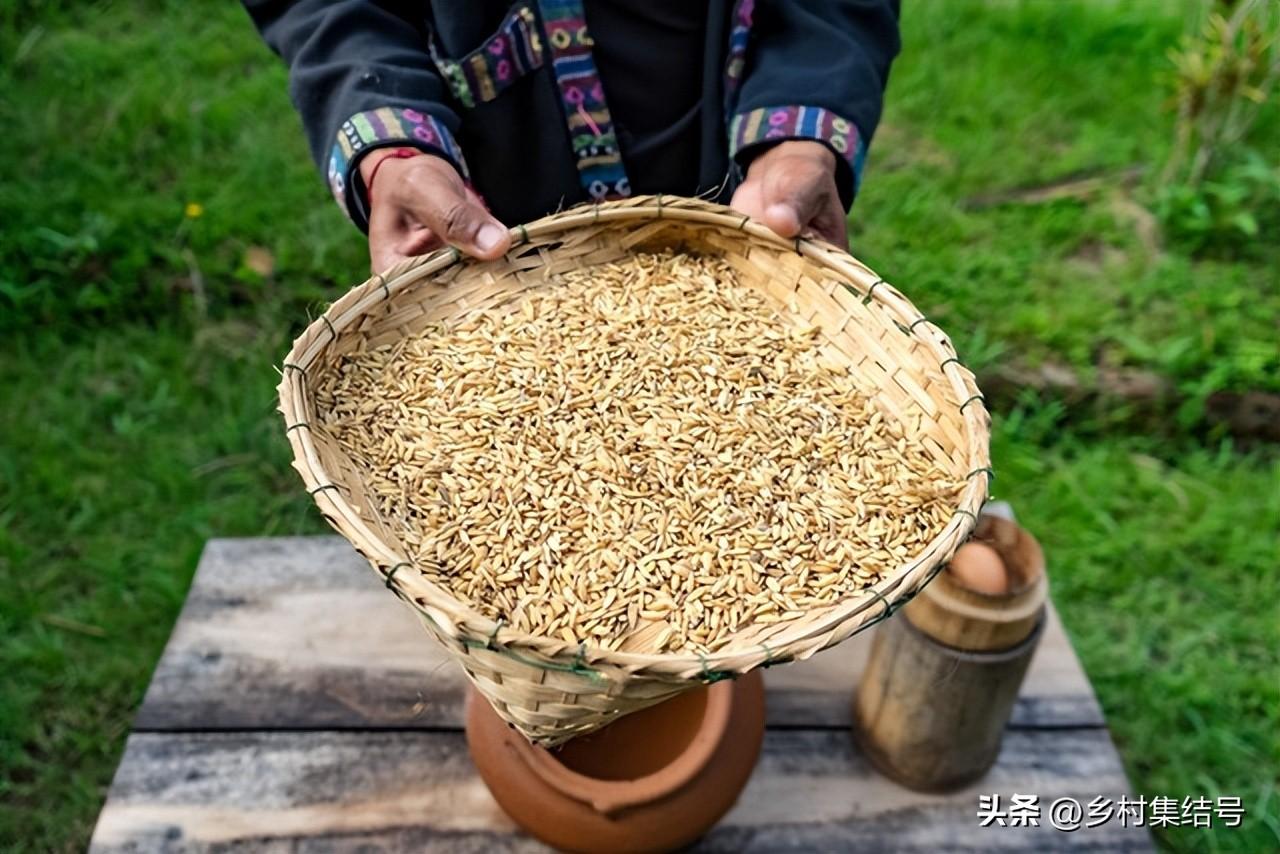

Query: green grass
left=0, top=0, right=362, bottom=328
left=0, top=321, right=325, bottom=848
left=855, top=1, right=1280, bottom=409
left=992, top=407, right=1280, bottom=852
left=0, top=0, right=1277, bottom=851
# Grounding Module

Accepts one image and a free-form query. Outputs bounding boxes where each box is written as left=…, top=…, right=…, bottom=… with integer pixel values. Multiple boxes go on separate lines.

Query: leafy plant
left=1157, top=149, right=1280, bottom=253
left=1157, top=0, right=1280, bottom=254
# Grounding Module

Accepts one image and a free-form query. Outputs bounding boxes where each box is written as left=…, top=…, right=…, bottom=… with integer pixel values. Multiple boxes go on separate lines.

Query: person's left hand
left=730, top=140, right=847, bottom=247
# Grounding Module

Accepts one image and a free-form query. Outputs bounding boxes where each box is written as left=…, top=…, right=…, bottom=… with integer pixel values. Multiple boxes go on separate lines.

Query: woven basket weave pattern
left=279, top=196, right=990, bottom=745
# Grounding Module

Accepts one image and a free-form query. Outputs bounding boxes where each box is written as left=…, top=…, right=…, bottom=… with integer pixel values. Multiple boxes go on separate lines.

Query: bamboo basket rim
left=277, top=195, right=991, bottom=682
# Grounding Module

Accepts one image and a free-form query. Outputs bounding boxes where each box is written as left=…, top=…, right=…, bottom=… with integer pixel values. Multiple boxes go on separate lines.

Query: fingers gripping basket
left=278, top=196, right=991, bottom=746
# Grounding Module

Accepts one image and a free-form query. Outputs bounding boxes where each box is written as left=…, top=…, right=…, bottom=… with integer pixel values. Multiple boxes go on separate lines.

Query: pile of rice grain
left=314, top=251, right=963, bottom=654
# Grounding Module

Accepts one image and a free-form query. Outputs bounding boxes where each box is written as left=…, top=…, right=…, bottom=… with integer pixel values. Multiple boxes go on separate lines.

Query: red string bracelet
left=365, top=147, right=422, bottom=208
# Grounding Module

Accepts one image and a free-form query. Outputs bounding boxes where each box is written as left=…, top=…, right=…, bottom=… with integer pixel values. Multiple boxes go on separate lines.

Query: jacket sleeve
left=728, top=0, right=901, bottom=210
left=243, top=0, right=468, bottom=230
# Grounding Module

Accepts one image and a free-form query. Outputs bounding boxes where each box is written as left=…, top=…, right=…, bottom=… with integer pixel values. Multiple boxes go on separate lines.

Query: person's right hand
left=360, top=150, right=511, bottom=273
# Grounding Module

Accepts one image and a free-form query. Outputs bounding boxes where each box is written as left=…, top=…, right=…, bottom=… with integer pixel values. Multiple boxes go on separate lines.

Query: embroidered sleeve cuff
left=328, top=107, right=470, bottom=229
left=730, top=105, right=867, bottom=209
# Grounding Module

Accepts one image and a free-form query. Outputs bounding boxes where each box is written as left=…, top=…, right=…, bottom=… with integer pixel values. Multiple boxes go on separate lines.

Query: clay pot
left=466, top=672, right=765, bottom=853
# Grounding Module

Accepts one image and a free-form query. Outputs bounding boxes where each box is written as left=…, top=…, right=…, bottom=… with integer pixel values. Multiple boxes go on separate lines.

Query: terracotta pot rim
left=519, top=681, right=733, bottom=815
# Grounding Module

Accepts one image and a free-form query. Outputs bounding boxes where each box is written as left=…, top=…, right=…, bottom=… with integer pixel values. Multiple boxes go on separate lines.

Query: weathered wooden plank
left=90, top=730, right=1151, bottom=852
left=135, top=536, right=1103, bottom=732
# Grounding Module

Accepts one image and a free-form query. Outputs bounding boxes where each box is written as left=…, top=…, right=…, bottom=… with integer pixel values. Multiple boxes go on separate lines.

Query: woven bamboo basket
left=278, top=195, right=991, bottom=746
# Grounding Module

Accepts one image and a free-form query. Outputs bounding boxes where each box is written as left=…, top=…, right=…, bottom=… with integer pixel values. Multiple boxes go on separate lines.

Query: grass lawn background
left=1, top=1, right=1276, bottom=851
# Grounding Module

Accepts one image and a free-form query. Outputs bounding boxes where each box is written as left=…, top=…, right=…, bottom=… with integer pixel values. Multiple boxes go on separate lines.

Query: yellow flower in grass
left=184, top=202, right=204, bottom=219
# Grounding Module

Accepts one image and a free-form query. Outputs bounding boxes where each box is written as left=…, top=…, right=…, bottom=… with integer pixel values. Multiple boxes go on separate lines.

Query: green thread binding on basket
left=449, top=247, right=462, bottom=263
left=384, top=561, right=411, bottom=589
left=909, top=317, right=931, bottom=333
left=698, top=653, right=734, bottom=683
left=890, top=565, right=944, bottom=613
left=282, top=363, right=306, bottom=375
left=940, top=356, right=964, bottom=370
left=863, top=279, right=886, bottom=305
left=959, top=394, right=985, bottom=413
left=967, top=466, right=996, bottom=482
left=320, top=314, right=337, bottom=341
left=308, top=483, right=341, bottom=496
left=517, top=223, right=529, bottom=245
left=285, top=421, right=309, bottom=433
left=486, top=618, right=505, bottom=650
left=758, top=642, right=793, bottom=668
left=456, top=636, right=604, bottom=682
left=462, top=638, right=569, bottom=674
left=952, top=508, right=977, bottom=523
left=738, top=215, right=750, bottom=231
left=862, top=586, right=900, bottom=629
left=376, top=275, right=391, bottom=300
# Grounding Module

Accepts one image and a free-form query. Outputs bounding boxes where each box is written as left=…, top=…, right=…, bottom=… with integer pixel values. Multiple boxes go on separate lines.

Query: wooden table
left=91, top=535, right=1152, bottom=851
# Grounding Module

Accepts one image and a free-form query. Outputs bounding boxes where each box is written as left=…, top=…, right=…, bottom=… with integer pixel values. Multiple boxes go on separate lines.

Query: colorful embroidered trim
left=431, top=5, right=544, bottom=109
left=327, top=107, right=469, bottom=218
left=723, top=0, right=755, bottom=111
left=536, top=0, right=630, bottom=200
left=730, top=105, right=867, bottom=192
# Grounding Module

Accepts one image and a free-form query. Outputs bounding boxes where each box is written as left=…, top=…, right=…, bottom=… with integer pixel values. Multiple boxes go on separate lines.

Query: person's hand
left=730, top=140, right=847, bottom=247
left=360, top=149, right=511, bottom=273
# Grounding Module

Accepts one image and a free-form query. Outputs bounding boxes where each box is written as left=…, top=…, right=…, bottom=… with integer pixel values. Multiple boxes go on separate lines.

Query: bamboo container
left=853, top=510, right=1047, bottom=791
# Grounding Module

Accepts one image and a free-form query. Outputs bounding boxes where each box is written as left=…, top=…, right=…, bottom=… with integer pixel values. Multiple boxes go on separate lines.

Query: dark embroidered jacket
left=243, top=0, right=900, bottom=231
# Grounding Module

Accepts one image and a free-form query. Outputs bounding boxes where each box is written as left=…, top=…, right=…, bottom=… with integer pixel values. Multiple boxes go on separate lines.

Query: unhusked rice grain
left=314, top=251, right=964, bottom=654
